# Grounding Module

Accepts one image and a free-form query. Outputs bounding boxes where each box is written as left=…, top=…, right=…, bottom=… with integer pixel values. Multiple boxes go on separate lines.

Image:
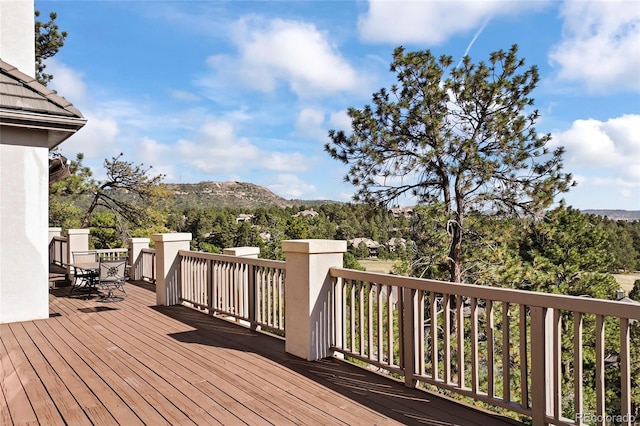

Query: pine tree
left=326, top=45, right=573, bottom=283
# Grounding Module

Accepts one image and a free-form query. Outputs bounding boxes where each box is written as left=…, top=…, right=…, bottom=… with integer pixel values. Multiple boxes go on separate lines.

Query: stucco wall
left=0, top=126, right=50, bottom=323
left=0, top=0, right=35, bottom=78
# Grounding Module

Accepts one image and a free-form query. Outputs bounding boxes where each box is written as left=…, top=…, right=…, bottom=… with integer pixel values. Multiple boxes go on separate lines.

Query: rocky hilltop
left=165, top=182, right=640, bottom=215
left=167, top=181, right=294, bottom=209
left=582, top=209, right=640, bottom=221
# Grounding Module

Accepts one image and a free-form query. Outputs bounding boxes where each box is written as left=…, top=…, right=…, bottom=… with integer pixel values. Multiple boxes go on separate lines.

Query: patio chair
left=70, top=250, right=98, bottom=294
left=96, top=258, right=127, bottom=302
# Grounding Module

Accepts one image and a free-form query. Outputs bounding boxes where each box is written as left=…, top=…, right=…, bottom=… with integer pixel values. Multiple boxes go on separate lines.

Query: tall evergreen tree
left=326, top=45, right=573, bottom=283
left=519, top=206, right=616, bottom=297
left=35, top=9, right=67, bottom=86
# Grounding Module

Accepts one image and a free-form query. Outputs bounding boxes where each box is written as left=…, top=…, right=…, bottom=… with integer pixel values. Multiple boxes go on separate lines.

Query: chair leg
left=97, top=285, right=124, bottom=302
left=98, top=289, right=114, bottom=302
left=70, top=276, right=84, bottom=294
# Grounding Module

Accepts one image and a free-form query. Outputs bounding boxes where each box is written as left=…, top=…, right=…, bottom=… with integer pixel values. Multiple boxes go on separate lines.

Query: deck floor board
left=0, top=276, right=524, bottom=425
left=48, top=314, right=200, bottom=425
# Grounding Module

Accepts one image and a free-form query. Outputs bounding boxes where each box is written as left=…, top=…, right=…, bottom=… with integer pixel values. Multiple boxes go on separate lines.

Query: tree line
left=50, top=170, right=640, bottom=296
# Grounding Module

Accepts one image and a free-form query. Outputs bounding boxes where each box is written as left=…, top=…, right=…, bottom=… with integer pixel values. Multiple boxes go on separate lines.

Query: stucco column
left=282, top=239, right=346, bottom=361
left=128, top=237, right=150, bottom=280
left=66, top=229, right=89, bottom=275
left=152, top=233, right=191, bottom=306
left=48, top=227, right=62, bottom=244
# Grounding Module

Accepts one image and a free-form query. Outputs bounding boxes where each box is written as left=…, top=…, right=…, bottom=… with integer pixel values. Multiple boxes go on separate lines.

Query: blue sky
left=42, top=0, right=639, bottom=210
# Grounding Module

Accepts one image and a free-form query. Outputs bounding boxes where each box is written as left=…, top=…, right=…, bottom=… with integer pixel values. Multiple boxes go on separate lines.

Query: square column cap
left=282, top=239, right=347, bottom=254
left=67, top=229, right=90, bottom=236
left=152, top=232, right=192, bottom=243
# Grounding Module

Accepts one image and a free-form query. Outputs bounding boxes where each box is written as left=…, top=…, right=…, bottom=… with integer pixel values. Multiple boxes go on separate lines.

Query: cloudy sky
left=43, top=0, right=639, bottom=210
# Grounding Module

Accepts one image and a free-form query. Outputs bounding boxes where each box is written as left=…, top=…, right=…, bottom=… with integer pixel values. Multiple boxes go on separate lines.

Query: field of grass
left=358, top=259, right=398, bottom=273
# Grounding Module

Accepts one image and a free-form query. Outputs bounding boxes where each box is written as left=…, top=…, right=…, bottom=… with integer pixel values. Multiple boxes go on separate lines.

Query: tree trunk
left=448, top=213, right=464, bottom=336
left=81, top=193, right=100, bottom=228
left=448, top=218, right=463, bottom=283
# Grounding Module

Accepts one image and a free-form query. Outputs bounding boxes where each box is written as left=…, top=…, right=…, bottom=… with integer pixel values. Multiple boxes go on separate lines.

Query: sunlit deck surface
left=0, top=270, right=523, bottom=425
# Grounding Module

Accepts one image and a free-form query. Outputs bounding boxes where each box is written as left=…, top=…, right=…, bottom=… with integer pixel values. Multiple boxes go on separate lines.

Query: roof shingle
left=0, top=59, right=83, bottom=118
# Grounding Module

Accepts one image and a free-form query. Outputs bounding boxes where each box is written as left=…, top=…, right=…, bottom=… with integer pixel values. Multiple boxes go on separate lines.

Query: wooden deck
left=0, top=272, right=523, bottom=425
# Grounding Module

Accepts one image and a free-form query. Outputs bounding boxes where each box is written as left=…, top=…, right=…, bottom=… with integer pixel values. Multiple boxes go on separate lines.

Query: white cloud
left=59, top=112, right=119, bottom=160
left=358, top=0, right=545, bottom=44
left=268, top=174, right=316, bottom=199
left=548, top=1, right=640, bottom=93
left=174, top=118, right=311, bottom=176
left=176, top=119, right=260, bottom=174
left=550, top=114, right=640, bottom=203
left=171, top=90, right=201, bottom=102
left=328, top=110, right=352, bottom=133
left=294, top=108, right=326, bottom=139
left=204, top=16, right=365, bottom=97
left=571, top=173, right=588, bottom=187
left=264, top=152, right=309, bottom=172
left=47, top=60, right=87, bottom=106
left=591, top=174, right=640, bottom=189
left=339, top=192, right=356, bottom=201
left=136, top=137, right=177, bottom=181
left=551, top=115, right=640, bottom=169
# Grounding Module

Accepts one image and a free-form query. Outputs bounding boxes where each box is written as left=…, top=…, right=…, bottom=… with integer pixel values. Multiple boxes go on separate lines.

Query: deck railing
left=328, top=268, right=640, bottom=425
left=178, top=250, right=286, bottom=334
left=95, top=248, right=129, bottom=260
left=142, top=235, right=639, bottom=425
left=140, top=248, right=156, bottom=283
left=49, top=235, right=67, bottom=266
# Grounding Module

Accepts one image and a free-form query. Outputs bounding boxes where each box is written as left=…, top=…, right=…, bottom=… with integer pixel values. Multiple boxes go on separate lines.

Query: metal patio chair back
left=70, top=250, right=98, bottom=294
left=97, top=258, right=127, bottom=302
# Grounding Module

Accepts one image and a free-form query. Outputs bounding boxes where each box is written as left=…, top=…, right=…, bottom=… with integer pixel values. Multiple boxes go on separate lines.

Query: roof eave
left=0, top=109, right=87, bottom=148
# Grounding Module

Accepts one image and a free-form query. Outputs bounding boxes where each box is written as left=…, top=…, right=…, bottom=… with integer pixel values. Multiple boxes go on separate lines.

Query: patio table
left=70, top=261, right=100, bottom=296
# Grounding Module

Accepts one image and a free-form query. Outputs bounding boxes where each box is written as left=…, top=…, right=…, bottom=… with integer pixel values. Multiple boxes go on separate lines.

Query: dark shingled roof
left=0, top=59, right=86, bottom=147
left=0, top=59, right=83, bottom=118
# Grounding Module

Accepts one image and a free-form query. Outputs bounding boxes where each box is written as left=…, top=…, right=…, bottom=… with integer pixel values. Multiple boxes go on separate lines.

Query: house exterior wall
left=0, top=0, right=86, bottom=324
left=0, top=1, right=35, bottom=78
left=0, top=126, right=50, bottom=323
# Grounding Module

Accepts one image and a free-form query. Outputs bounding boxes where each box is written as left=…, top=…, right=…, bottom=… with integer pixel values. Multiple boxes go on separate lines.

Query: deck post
left=48, top=227, right=63, bottom=265
left=530, top=306, right=551, bottom=425
left=48, top=227, right=62, bottom=243
left=282, top=239, right=346, bottom=361
left=66, top=228, right=89, bottom=276
left=128, top=237, right=150, bottom=280
left=401, top=286, right=418, bottom=388
left=152, top=233, right=192, bottom=306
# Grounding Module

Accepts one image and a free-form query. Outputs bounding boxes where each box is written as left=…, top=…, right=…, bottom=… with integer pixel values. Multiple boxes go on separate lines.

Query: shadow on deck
left=1, top=270, right=524, bottom=425
left=154, top=303, right=524, bottom=425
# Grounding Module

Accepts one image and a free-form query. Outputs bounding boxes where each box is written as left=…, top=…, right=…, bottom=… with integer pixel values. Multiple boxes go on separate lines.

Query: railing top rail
left=179, top=249, right=285, bottom=269
left=330, top=267, right=640, bottom=319
left=52, top=236, right=67, bottom=242
left=141, top=248, right=156, bottom=253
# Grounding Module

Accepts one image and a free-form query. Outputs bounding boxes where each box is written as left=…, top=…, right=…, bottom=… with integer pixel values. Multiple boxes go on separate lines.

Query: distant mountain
left=166, top=181, right=346, bottom=209
left=167, top=181, right=292, bottom=209
left=165, top=183, right=640, bottom=216
left=582, top=209, right=640, bottom=221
